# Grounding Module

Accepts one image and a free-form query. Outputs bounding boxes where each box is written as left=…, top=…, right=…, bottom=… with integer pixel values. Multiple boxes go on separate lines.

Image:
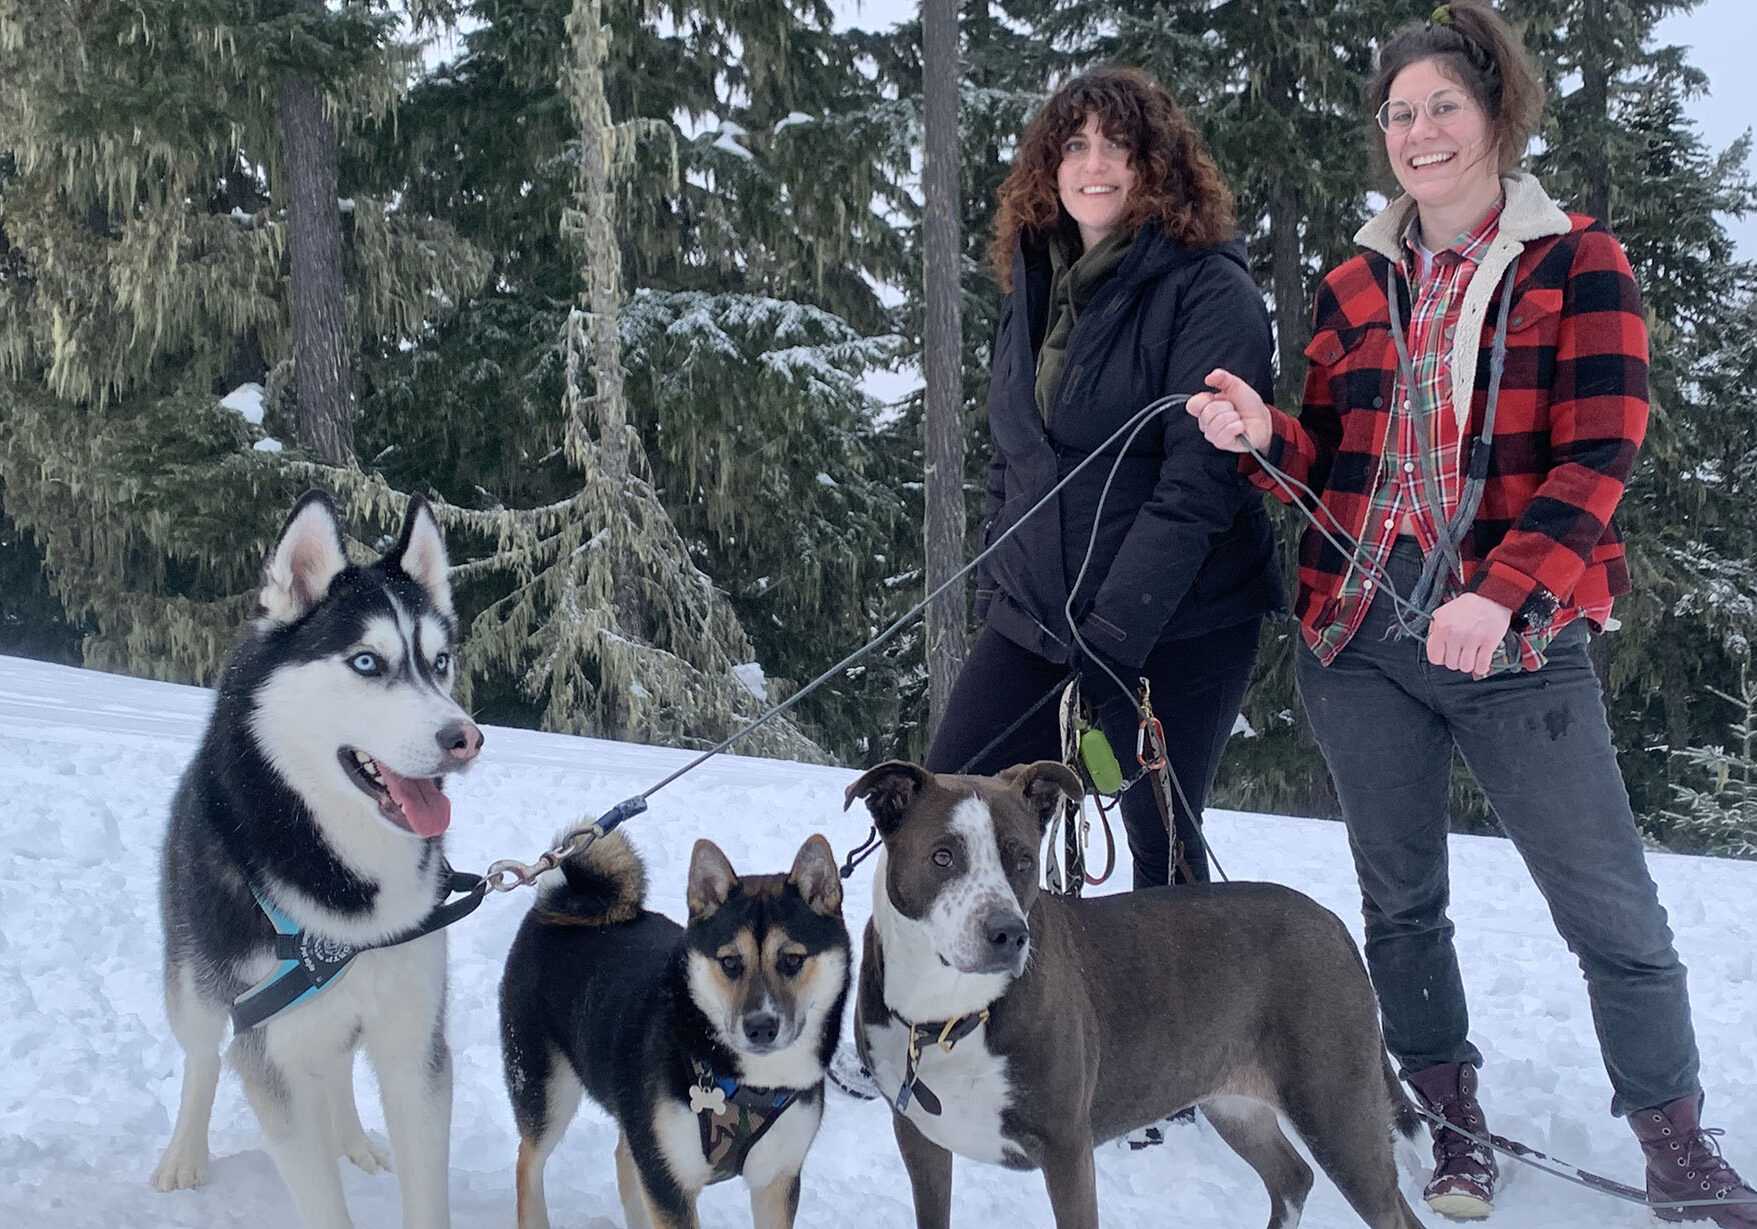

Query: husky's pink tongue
left=379, top=765, right=452, bottom=836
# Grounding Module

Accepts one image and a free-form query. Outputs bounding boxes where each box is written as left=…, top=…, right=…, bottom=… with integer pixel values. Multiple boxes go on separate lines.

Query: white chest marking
left=863, top=1016, right=1018, bottom=1166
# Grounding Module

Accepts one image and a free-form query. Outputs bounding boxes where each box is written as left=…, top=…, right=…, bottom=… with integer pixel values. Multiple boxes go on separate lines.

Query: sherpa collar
left=1355, top=171, right=1570, bottom=260
left=1356, top=172, right=1573, bottom=432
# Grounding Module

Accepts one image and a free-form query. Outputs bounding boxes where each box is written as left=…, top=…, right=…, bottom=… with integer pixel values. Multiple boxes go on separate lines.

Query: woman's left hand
left=1426, top=593, right=1514, bottom=677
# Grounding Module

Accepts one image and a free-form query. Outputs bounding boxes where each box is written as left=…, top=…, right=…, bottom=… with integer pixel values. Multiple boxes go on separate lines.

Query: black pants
left=925, top=618, right=1262, bottom=888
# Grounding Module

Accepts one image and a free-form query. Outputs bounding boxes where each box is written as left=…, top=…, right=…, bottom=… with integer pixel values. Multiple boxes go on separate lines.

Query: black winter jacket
left=976, top=222, right=1284, bottom=668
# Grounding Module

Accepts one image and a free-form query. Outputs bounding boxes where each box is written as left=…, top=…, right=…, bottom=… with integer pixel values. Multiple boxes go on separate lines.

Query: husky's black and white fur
left=499, top=830, right=851, bottom=1229
left=153, top=491, right=483, bottom=1229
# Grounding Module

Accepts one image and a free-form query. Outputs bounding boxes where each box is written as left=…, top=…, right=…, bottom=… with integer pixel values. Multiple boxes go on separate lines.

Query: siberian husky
left=499, top=829, right=850, bottom=1229
left=153, top=491, right=483, bottom=1229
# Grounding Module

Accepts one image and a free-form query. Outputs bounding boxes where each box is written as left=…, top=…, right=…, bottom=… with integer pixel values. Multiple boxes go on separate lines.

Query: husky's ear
left=687, top=839, right=740, bottom=920
left=995, top=761, right=1084, bottom=833
left=386, top=496, right=453, bottom=620
left=789, top=834, right=842, bottom=917
left=843, top=761, right=934, bottom=838
left=259, top=491, right=349, bottom=626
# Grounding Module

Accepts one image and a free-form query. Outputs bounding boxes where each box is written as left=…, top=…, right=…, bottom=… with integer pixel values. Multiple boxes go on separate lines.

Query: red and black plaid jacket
left=1246, top=208, right=1648, bottom=654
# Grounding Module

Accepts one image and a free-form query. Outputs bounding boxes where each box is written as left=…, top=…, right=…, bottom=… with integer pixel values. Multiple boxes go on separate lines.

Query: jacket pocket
left=1499, top=290, right=1560, bottom=339
left=1304, top=321, right=1386, bottom=367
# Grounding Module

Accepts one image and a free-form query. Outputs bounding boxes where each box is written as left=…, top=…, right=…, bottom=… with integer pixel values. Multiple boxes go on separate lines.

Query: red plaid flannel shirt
left=1246, top=212, right=1648, bottom=666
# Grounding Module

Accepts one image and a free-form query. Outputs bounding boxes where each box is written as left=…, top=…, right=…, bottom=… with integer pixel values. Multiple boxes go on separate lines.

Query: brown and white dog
left=846, top=760, right=1423, bottom=1229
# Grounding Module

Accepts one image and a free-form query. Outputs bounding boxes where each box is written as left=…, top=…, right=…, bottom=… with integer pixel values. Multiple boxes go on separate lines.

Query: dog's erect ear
left=995, top=760, right=1084, bottom=832
left=386, top=496, right=454, bottom=620
left=789, top=834, right=842, bottom=917
left=843, top=761, right=934, bottom=838
left=687, top=839, right=740, bottom=920
left=259, top=491, right=349, bottom=626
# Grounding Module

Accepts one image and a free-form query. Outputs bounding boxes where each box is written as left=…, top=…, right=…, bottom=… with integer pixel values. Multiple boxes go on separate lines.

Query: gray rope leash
left=492, top=395, right=1196, bottom=890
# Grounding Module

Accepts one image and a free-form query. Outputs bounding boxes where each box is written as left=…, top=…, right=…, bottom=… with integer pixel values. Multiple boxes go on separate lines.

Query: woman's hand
left=1186, top=368, right=1272, bottom=453
left=1426, top=592, right=1514, bottom=677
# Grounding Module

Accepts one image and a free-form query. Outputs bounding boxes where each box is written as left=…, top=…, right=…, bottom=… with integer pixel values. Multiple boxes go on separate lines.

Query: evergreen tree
left=1661, top=658, right=1757, bottom=857
left=0, top=0, right=489, bottom=680
left=1515, top=0, right=1757, bottom=823
left=359, top=0, right=928, bottom=759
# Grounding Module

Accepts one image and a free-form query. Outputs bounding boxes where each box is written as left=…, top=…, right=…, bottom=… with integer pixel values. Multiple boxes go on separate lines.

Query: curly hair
left=990, top=67, right=1237, bottom=288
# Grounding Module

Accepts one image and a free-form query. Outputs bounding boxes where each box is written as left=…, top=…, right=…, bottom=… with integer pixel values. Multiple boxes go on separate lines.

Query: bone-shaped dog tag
left=689, top=1083, right=727, bottom=1115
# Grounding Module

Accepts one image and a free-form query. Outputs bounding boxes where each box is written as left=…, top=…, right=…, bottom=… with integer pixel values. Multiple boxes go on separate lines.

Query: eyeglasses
left=1376, top=88, right=1473, bottom=133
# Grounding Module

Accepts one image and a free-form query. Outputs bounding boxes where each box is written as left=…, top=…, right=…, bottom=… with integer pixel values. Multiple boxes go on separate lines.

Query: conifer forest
left=2, top=0, right=1754, bottom=854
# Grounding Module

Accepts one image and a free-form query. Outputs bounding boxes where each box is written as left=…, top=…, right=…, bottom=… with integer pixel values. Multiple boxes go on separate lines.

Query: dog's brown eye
left=718, top=955, right=745, bottom=979
left=931, top=848, right=954, bottom=868
left=777, top=952, right=805, bottom=977
left=1016, top=852, right=1033, bottom=873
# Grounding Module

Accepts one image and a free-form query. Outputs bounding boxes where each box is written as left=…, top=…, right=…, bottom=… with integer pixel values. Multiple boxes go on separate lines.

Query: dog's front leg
left=152, top=982, right=228, bottom=1191
left=236, top=1049, right=354, bottom=1229
left=325, top=1056, right=392, bottom=1174
left=371, top=1028, right=453, bottom=1229
left=747, top=1166, right=802, bottom=1229
left=1040, top=1137, right=1100, bottom=1229
left=891, top=1113, right=954, bottom=1229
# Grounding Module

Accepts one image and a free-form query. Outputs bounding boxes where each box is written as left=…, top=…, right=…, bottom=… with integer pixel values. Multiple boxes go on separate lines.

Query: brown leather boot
left=1630, top=1093, right=1757, bottom=1227
left=1406, top=1061, right=1498, bottom=1220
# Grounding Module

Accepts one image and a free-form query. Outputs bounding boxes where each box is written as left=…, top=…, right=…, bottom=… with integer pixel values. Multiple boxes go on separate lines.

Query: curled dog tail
left=535, top=828, right=647, bottom=926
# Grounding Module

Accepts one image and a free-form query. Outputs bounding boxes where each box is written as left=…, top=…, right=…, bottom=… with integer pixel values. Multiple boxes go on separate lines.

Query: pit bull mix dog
left=846, top=760, right=1423, bottom=1229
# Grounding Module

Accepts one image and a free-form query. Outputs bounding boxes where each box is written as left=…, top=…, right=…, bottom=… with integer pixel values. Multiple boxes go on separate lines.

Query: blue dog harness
left=230, top=866, right=487, bottom=1032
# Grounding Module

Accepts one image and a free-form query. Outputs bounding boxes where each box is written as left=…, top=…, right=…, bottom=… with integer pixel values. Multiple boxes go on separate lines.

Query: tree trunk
left=570, top=0, right=629, bottom=488
left=278, top=16, right=353, bottom=466
left=1266, top=48, right=1305, bottom=409
left=1579, top=0, right=1612, bottom=223
left=922, top=0, right=967, bottom=736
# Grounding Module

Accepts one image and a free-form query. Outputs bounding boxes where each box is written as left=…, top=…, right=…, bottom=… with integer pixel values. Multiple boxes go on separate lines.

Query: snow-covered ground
left=2, top=652, right=1753, bottom=1228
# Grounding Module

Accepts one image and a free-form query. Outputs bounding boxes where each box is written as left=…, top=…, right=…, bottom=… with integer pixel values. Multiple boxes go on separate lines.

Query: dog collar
left=689, top=1059, right=802, bottom=1183
left=890, top=1007, right=991, bottom=1115
left=230, top=865, right=486, bottom=1033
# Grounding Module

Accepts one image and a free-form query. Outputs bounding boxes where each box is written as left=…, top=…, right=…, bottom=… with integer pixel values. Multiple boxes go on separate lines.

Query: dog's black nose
left=983, top=909, right=1029, bottom=955
left=742, top=1012, right=781, bottom=1048
left=438, top=720, right=483, bottom=762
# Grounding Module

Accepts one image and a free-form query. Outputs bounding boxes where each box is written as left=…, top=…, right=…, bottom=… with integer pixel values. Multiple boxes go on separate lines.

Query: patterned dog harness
left=690, top=1060, right=803, bottom=1183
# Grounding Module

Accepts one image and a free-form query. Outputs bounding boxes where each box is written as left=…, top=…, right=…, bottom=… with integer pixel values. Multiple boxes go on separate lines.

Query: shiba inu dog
left=499, top=830, right=851, bottom=1229
left=848, top=760, right=1424, bottom=1229
left=154, top=491, right=483, bottom=1228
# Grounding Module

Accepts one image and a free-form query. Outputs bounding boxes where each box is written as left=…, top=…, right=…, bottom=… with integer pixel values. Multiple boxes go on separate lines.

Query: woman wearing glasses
left=1188, top=2, right=1757, bottom=1223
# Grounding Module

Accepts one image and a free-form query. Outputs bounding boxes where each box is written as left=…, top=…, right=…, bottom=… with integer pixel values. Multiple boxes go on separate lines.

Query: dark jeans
left=926, top=618, right=1261, bottom=889
left=1295, top=538, right=1699, bottom=1116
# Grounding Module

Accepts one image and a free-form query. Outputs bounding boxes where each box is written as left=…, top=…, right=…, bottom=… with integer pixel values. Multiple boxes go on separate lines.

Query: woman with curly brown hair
left=925, top=67, right=1281, bottom=893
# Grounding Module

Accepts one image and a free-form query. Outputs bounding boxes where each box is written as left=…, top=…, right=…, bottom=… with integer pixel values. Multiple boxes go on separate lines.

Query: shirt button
left=1363, top=579, right=1375, bottom=589
left=1403, top=399, right=1413, bottom=411
left=1384, top=517, right=1397, bottom=530
left=1403, top=461, right=1415, bottom=472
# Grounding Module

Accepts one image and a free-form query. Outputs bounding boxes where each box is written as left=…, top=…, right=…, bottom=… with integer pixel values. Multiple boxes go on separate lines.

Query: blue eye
left=433, top=652, right=451, bottom=673
left=350, top=652, right=381, bottom=676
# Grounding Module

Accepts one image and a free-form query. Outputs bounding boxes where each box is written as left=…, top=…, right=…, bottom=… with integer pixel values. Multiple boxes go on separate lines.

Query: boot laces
left=1668, top=1126, right=1748, bottom=1197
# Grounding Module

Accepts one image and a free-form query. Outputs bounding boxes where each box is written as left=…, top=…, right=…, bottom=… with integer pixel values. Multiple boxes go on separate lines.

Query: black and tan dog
left=846, top=760, right=1424, bottom=1229
left=499, top=829, right=851, bottom=1229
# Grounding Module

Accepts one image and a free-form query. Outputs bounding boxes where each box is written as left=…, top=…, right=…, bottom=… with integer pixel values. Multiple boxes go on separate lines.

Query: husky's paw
left=341, top=1130, right=394, bottom=1175
left=151, top=1141, right=209, bottom=1191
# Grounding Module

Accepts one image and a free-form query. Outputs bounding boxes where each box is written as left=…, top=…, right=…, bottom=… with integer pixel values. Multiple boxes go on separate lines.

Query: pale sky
left=833, top=0, right=1757, bottom=257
